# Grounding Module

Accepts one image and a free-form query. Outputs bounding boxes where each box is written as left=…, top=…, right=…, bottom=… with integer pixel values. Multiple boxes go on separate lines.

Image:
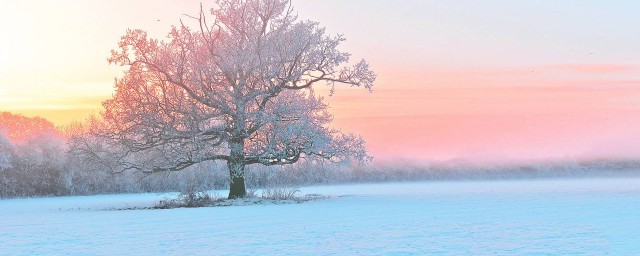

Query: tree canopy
left=72, top=0, right=376, bottom=198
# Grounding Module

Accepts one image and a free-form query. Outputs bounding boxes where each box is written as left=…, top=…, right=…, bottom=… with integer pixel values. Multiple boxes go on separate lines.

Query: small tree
left=73, top=0, right=375, bottom=198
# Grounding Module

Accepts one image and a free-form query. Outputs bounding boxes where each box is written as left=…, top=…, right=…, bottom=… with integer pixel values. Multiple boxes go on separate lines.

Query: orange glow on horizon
left=3, top=64, right=640, bottom=163
left=3, top=63, right=640, bottom=163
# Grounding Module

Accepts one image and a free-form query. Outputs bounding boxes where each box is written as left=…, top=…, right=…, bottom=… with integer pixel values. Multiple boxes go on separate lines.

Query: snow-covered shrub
left=261, top=187, right=300, bottom=200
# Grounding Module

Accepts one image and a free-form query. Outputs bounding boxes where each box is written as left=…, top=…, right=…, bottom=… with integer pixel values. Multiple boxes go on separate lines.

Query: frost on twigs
left=72, top=0, right=376, bottom=198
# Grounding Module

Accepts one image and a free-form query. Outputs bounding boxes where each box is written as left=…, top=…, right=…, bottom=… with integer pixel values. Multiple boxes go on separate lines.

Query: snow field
left=1, top=177, right=640, bottom=255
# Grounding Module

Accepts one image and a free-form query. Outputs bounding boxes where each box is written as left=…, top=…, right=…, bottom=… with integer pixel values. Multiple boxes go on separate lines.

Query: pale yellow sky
left=0, top=0, right=207, bottom=124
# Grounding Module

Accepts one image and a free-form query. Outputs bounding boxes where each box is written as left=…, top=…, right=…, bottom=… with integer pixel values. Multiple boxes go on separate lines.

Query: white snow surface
left=2, top=177, right=640, bottom=255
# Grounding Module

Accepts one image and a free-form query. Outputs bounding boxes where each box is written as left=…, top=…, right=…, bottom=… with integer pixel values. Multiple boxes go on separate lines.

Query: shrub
left=261, top=187, right=301, bottom=200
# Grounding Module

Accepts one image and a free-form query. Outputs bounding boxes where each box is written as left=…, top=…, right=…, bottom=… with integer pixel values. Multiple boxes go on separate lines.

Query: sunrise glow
left=2, top=0, right=640, bottom=163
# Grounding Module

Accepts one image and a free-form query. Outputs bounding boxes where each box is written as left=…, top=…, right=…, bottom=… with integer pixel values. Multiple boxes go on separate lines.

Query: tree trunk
left=228, top=174, right=246, bottom=199
left=227, top=138, right=246, bottom=199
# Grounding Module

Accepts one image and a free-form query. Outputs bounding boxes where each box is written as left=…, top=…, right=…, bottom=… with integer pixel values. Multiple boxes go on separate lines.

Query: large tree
left=76, top=0, right=375, bottom=198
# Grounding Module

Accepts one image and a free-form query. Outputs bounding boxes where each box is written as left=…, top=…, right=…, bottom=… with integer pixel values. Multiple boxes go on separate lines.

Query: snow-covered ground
left=2, top=177, right=640, bottom=255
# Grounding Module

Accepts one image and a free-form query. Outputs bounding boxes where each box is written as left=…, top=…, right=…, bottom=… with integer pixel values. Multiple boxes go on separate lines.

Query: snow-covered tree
left=0, top=112, right=59, bottom=143
left=73, top=0, right=375, bottom=198
left=0, top=112, right=69, bottom=197
left=0, top=132, right=12, bottom=171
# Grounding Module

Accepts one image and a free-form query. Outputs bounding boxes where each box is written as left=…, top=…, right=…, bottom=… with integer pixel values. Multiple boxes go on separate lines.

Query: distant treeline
left=1, top=111, right=640, bottom=198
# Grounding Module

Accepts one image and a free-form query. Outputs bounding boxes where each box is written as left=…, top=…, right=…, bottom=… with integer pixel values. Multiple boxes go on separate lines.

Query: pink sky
left=325, top=84, right=640, bottom=162
left=1, top=0, right=640, bottom=163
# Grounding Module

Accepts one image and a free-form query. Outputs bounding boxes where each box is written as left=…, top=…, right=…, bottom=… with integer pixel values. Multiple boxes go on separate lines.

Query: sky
left=1, top=0, right=640, bottom=163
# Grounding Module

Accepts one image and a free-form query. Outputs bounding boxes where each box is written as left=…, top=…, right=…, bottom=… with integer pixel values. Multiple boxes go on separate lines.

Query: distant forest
left=1, top=111, right=639, bottom=198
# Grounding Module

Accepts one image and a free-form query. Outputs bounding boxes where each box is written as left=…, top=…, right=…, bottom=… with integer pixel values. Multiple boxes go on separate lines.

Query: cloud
left=547, top=63, right=637, bottom=74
